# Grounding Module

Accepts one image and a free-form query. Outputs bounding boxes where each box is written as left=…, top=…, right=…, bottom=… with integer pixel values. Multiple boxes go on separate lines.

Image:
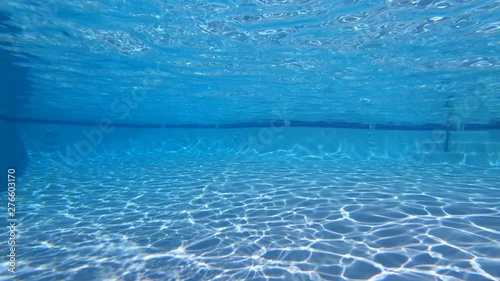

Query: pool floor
left=4, top=152, right=500, bottom=281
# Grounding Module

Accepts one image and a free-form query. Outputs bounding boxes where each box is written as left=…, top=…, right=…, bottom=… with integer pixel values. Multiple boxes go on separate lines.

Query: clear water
left=1, top=1, right=499, bottom=281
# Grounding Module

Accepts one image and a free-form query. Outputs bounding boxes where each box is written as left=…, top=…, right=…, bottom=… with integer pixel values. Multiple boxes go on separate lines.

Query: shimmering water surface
left=1, top=0, right=499, bottom=124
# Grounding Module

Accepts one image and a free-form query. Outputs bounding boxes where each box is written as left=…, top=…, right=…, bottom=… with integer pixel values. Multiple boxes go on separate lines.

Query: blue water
left=1, top=1, right=500, bottom=281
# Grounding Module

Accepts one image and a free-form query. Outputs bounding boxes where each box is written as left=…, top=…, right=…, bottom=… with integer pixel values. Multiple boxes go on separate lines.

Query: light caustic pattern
left=7, top=152, right=500, bottom=281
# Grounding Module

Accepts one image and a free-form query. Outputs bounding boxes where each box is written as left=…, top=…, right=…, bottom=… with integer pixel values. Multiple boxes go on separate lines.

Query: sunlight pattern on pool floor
left=6, top=153, right=500, bottom=281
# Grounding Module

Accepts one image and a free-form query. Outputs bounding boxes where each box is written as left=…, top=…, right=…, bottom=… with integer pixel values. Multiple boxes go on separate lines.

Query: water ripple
left=0, top=0, right=498, bottom=124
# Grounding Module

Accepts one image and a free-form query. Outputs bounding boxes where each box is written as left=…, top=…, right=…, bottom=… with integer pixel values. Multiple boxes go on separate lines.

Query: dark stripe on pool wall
left=2, top=116, right=98, bottom=126
left=291, top=121, right=368, bottom=129
left=464, top=123, right=500, bottom=130
left=220, top=121, right=285, bottom=128
left=164, top=124, right=216, bottom=129
left=375, top=123, right=448, bottom=131
left=1, top=115, right=500, bottom=131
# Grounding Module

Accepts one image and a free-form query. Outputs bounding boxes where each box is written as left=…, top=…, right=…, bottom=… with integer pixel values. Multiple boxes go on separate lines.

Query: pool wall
left=17, top=124, right=500, bottom=166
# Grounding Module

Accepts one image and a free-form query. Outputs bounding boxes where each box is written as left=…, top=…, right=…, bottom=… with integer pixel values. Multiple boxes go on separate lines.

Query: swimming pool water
left=6, top=148, right=500, bottom=280
left=0, top=127, right=497, bottom=281
left=1, top=0, right=500, bottom=280
left=1, top=0, right=499, bottom=125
